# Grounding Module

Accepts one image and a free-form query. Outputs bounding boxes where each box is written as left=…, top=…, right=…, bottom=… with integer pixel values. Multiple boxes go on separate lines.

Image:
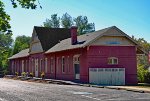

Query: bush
left=41, top=72, right=45, bottom=79
left=3, top=69, right=9, bottom=75
left=15, top=72, right=18, bottom=76
left=21, top=72, right=26, bottom=77
left=137, top=64, right=149, bottom=83
left=29, top=72, right=34, bottom=78
left=144, top=72, right=150, bottom=83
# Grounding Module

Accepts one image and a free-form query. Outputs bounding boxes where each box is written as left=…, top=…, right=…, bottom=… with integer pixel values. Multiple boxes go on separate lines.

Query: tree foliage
left=0, top=32, right=13, bottom=70
left=12, top=35, right=31, bottom=55
left=0, top=1, right=11, bottom=34
left=43, top=14, right=60, bottom=28
left=0, top=0, right=40, bottom=34
left=61, top=13, right=73, bottom=28
left=132, top=36, right=150, bottom=83
left=43, top=13, right=95, bottom=35
left=74, top=16, right=95, bottom=35
left=0, top=0, right=39, bottom=75
left=10, top=0, right=41, bottom=9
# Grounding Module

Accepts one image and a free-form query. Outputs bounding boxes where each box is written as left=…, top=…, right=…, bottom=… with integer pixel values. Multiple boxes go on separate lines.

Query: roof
left=34, top=26, right=71, bottom=51
left=45, top=26, right=113, bottom=53
left=45, top=26, right=145, bottom=54
left=8, top=49, right=29, bottom=60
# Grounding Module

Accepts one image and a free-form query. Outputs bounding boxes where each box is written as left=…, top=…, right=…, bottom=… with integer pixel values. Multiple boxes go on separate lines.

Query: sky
left=2, top=0, right=150, bottom=42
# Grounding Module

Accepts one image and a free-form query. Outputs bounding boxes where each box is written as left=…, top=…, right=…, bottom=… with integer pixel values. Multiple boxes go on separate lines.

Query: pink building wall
left=86, top=46, right=137, bottom=85
left=29, top=53, right=45, bottom=77
left=9, top=57, right=29, bottom=75
left=45, top=48, right=87, bottom=82
left=9, top=45, right=137, bottom=85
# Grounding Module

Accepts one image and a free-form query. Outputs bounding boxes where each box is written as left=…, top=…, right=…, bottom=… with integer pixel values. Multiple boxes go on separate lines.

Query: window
left=32, top=59, right=34, bottom=72
left=73, top=55, right=80, bottom=64
left=22, top=60, right=24, bottom=72
left=12, top=61, right=14, bottom=73
left=45, top=58, right=47, bottom=73
left=67, top=56, right=70, bottom=73
left=40, top=59, right=42, bottom=72
left=50, top=58, right=53, bottom=73
left=26, top=60, right=28, bottom=72
left=108, top=57, right=118, bottom=65
left=56, top=57, right=59, bottom=73
left=62, top=56, right=65, bottom=73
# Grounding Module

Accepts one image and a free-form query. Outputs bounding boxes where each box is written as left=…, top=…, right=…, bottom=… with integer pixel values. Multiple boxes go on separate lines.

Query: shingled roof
left=45, top=26, right=113, bottom=53
left=34, top=26, right=71, bottom=51
left=8, top=49, right=29, bottom=60
left=45, top=26, right=145, bottom=54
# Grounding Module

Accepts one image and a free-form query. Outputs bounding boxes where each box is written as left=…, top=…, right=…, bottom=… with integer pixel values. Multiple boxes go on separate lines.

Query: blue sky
left=2, top=0, right=150, bottom=42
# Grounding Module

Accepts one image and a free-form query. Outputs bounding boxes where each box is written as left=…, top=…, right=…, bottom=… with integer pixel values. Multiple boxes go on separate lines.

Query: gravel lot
left=0, top=78, right=150, bottom=101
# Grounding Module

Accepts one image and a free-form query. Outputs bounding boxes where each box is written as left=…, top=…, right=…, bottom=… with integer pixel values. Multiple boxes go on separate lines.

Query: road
left=0, top=78, right=150, bottom=101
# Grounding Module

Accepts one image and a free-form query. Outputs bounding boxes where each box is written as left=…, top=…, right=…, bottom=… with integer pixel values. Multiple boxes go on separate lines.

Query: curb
left=103, top=86, right=146, bottom=93
left=77, top=84, right=150, bottom=94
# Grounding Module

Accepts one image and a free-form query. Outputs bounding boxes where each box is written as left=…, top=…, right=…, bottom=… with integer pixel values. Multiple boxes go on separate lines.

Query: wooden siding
left=92, top=36, right=135, bottom=46
left=87, top=46, right=137, bottom=85
left=29, top=30, right=43, bottom=54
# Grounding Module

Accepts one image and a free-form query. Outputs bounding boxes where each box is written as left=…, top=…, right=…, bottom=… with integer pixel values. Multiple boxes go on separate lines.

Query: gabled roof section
left=34, top=26, right=71, bottom=51
left=8, top=49, right=29, bottom=60
left=45, top=26, right=145, bottom=54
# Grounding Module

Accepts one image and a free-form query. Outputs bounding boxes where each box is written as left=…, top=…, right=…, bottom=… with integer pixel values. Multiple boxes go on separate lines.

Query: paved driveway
left=0, top=78, right=150, bottom=101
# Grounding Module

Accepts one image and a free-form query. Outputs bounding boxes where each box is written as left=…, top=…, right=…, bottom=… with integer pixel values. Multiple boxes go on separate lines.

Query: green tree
left=12, top=35, right=31, bottom=55
left=43, top=14, right=60, bottom=28
left=0, top=0, right=40, bottom=34
left=0, top=32, right=13, bottom=71
left=74, top=16, right=95, bottom=35
left=132, top=36, right=150, bottom=83
left=61, top=13, right=73, bottom=28
left=137, top=64, right=149, bottom=82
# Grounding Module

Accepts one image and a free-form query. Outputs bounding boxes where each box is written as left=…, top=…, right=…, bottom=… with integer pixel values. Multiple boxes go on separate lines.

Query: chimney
left=71, top=26, right=78, bottom=45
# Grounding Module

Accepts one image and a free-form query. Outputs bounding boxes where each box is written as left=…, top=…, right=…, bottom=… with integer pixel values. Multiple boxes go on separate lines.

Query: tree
left=61, top=13, right=73, bottom=28
left=0, top=32, right=13, bottom=71
left=0, top=0, right=41, bottom=34
left=43, top=14, right=60, bottom=28
left=74, top=16, right=95, bottom=35
left=43, top=13, right=95, bottom=35
left=132, top=36, right=150, bottom=83
left=12, top=35, right=31, bottom=55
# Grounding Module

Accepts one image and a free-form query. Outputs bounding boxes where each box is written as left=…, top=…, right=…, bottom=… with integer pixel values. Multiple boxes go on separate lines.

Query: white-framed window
left=73, top=55, right=80, bottom=64
left=22, top=60, right=24, bottom=72
left=62, top=56, right=65, bottom=73
left=108, top=57, right=118, bottom=65
left=50, top=57, right=53, bottom=73
left=45, top=58, right=47, bottom=73
left=67, top=56, right=70, bottom=73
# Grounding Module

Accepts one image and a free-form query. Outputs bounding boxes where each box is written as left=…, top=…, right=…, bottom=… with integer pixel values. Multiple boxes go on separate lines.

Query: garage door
left=89, top=68, right=125, bottom=85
